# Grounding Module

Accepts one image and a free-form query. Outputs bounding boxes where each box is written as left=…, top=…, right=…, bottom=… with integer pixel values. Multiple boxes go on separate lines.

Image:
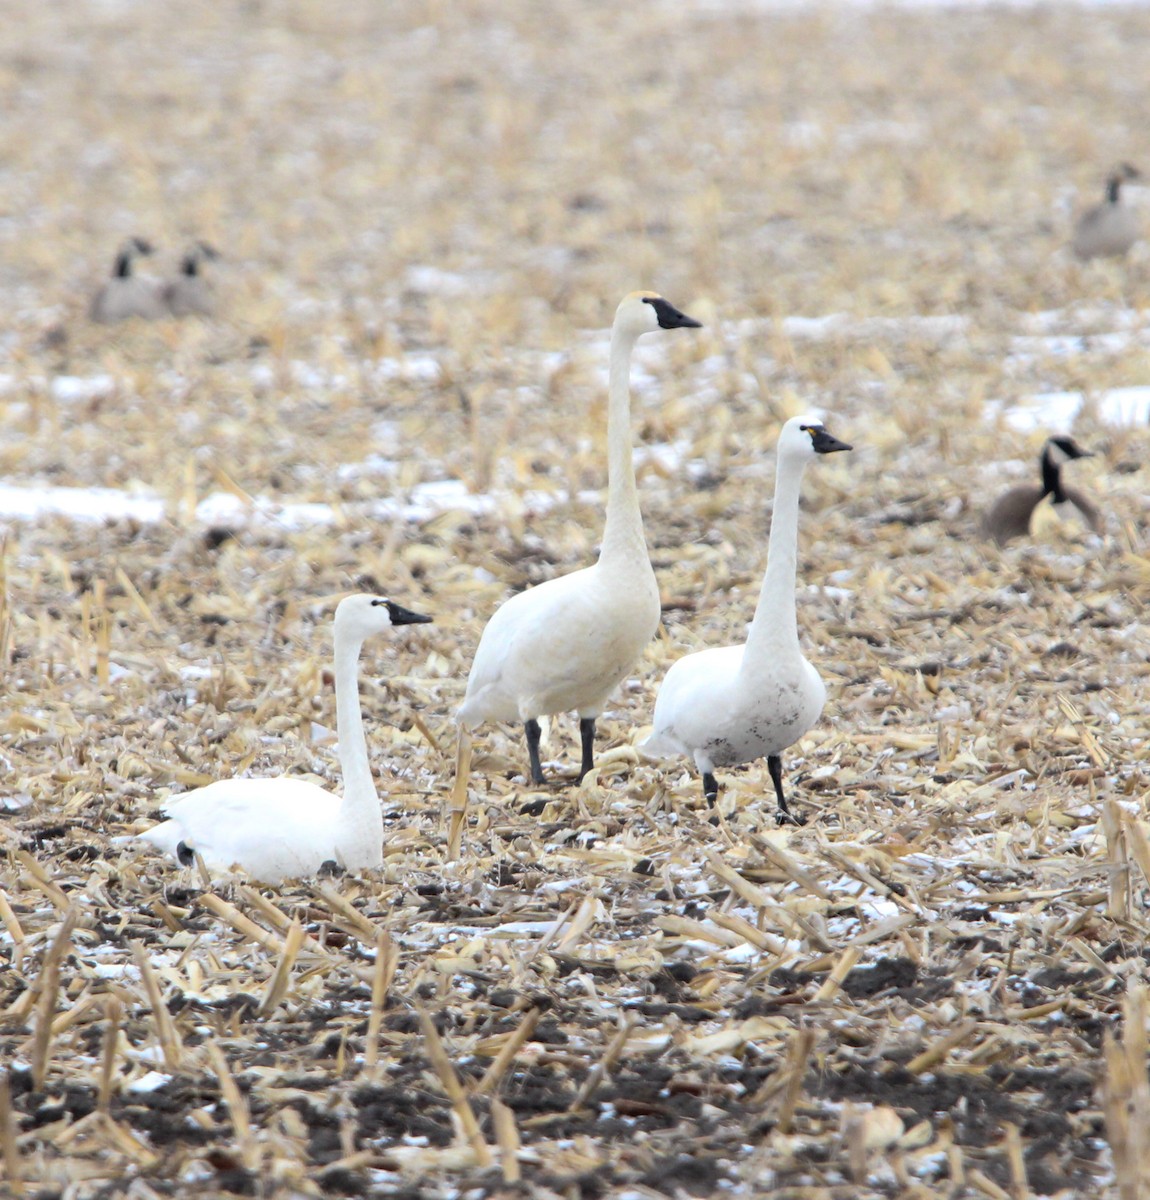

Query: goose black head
left=1045, top=436, right=1093, bottom=467
left=180, top=241, right=221, bottom=277
left=1106, top=163, right=1140, bottom=203
left=113, top=236, right=154, bottom=278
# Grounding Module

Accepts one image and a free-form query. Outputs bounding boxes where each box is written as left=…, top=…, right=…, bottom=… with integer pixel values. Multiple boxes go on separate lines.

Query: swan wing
left=140, top=778, right=342, bottom=882
left=460, top=565, right=658, bottom=722
left=644, top=644, right=745, bottom=756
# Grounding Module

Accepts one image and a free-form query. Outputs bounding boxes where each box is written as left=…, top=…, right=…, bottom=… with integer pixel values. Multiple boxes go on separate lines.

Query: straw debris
left=4, top=1, right=1150, bottom=1197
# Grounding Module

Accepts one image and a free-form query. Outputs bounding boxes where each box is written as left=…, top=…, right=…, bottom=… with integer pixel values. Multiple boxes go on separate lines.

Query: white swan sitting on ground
left=138, top=594, right=431, bottom=882
left=450, top=291, right=702, bottom=854
left=643, top=415, right=851, bottom=824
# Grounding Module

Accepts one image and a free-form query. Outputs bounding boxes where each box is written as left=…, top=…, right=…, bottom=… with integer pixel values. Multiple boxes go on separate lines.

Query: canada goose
left=642, top=415, right=851, bottom=824
left=1072, top=164, right=1141, bottom=260
left=450, top=291, right=702, bottom=853
left=138, top=594, right=431, bottom=883
left=88, top=237, right=166, bottom=322
left=164, top=241, right=220, bottom=316
left=982, top=436, right=1102, bottom=546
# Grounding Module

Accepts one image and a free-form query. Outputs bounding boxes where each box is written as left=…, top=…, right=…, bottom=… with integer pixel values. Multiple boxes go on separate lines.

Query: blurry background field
left=4, top=1, right=1150, bottom=1197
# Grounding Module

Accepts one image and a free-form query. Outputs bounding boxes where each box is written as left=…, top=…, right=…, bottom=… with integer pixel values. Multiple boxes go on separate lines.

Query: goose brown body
left=89, top=237, right=166, bottom=322
left=1072, top=164, right=1141, bottom=260
left=982, top=437, right=1102, bottom=545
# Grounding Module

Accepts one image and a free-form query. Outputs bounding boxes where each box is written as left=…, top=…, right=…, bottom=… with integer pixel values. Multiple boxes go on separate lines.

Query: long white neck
left=332, top=626, right=383, bottom=864
left=599, top=323, right=649, bottom=567
left=741, top=452, right=807, bottom=672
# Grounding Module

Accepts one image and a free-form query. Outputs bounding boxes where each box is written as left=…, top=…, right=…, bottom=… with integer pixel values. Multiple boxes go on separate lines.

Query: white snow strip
left=0, top=484, right=165, bottom=523
left=126, top=1071, right=171, bottom=1094
left=989, top=385, right=1150, bottom=435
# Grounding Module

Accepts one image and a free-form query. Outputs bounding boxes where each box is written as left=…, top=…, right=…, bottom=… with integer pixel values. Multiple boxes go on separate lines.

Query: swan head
left=1043, top=436, right=1092, bottom=468
left=779, top=414, right=853, bottom=461
left=616, top=291, right=702, bottom=337
left=334, top=593, right=433, bottom=641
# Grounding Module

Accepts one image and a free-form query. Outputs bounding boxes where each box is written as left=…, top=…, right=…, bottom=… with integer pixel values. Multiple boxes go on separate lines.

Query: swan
left=642, top=415, right=851, bottom=824
left=1072, top=164, right=1141, bottom=260
left=450, top=291, right=701, bottom=844
left=164, top=241, right=220, bottom=317
left=89, top=237, right=167, bottom=323
left=137, top=594, right=431, bottom=882
left=982, top=435, right=1102, bottom=546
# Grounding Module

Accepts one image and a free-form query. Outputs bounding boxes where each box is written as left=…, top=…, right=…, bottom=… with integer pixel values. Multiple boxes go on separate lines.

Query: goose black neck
left=1041, top=446, right=1066, bottom=503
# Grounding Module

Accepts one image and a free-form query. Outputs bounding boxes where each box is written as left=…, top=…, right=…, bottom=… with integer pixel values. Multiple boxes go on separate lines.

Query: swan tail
left=638, top=729, right=677, bottom=759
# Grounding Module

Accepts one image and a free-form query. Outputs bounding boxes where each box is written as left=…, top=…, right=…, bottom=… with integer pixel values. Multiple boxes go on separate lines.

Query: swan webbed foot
left=767, top=755, right=804, bottom=826
left=702, top=772, right=719, bottom=807
left=317, top=859, right=345, bottom=878
left=576, top=717, right=596, bottom=782
left=524, top=718, right=547, bottom=785
left=176, top=840, right=196, bottom=867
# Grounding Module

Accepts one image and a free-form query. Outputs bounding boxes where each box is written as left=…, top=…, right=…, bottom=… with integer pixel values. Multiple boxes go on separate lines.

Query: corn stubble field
left=4, top=1, right=1150, bottom=1197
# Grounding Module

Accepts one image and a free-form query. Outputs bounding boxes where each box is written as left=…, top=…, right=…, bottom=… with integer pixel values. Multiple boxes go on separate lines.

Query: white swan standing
left=643, top=415, right=851, bottom=823
left=450, top=291, right=701, bottom=853
left=138, top=594, right=431, bottom=882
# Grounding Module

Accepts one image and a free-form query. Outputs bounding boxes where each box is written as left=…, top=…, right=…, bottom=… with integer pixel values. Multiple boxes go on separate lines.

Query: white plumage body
left=140, top=778, right=362, bottom=882
left=452, top=291, right=700, bottom=792
left=135, top=594, right=431, bottom=884
left=643, top=415, right=851, bottom=815
left=645, top=645, right=826, bottom=775
left=457, top=561, right=660, bottom=725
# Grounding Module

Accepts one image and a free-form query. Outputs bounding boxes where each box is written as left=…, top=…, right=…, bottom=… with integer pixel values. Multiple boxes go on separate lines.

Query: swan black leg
left=769, top=754, right=803, bottom=825
left=702, top=772, right=719, bottom=807
left=525, top=718, right=546, bottom=785
left=577, top=717, right=596, bottom=782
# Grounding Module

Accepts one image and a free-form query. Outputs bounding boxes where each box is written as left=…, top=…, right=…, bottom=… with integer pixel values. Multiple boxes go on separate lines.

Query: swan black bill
left=383, top=600, right=433, bottom=625
left=643, top=296, right=703, bottom=330
left=809, top=428, right=852, bottom=455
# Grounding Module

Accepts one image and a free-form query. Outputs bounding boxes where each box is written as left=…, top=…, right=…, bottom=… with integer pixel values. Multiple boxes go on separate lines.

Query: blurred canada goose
left=89, top=237, right=166, bottom=322
left=643, top=415, right=851, bottom=824
left=449, top=291, right=702, bottom=854
left=164, top=241, right=220, bottom=316
left=138, top=594, right=431, bottom=883
left=982, top=436, right=1102, bottom=545
left=1072, top=164, right=1141, bottom=260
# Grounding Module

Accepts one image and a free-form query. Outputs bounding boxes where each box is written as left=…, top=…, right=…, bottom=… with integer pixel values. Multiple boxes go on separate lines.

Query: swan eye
left=371, top=598, right=388, bottom=607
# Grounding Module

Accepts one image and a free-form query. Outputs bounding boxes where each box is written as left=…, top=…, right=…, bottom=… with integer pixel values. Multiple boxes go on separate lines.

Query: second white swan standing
left=643, top=415, right=851, bottom=824
left=450, top=291, right=701, bottom=854
left=138, top=593, right=431, bottom=882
